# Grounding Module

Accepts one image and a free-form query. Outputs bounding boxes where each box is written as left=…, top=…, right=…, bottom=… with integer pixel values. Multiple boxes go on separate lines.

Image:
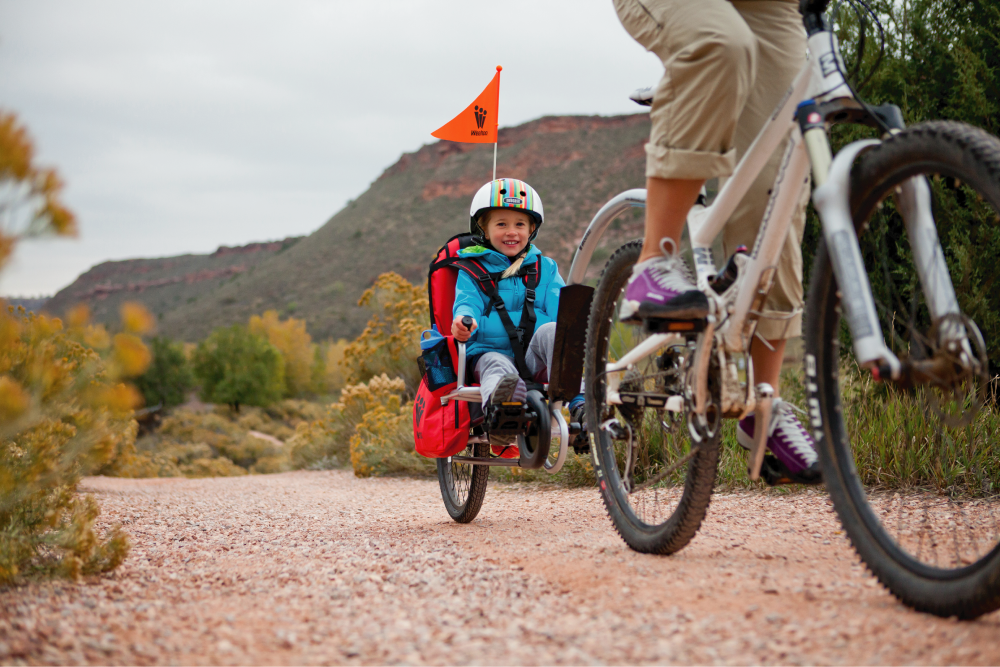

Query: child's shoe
left=736, top=399, right=822, bottom=485
left=490, top=373, right=526, bottom=405
left=487, top=373, right=526, bottom=447
left=620, top=240, right=708, bottom=323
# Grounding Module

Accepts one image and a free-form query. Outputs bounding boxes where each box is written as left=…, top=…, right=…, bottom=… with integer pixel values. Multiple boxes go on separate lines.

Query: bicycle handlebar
left=799, top=0, right=831, bottom=35
left=799, top=0, right=831, bottom=15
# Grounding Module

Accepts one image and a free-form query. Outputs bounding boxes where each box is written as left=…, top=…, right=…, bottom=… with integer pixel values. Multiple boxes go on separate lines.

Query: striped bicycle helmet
left=469, top=178, right=544, bottom=241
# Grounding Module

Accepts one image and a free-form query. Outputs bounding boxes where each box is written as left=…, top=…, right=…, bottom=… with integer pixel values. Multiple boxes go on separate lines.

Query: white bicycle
left=554, top=0, right=1000, bottom=619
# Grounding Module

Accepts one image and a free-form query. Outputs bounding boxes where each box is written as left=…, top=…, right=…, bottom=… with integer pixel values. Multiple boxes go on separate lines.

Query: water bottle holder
left=421, top=338, right=458, bottom=391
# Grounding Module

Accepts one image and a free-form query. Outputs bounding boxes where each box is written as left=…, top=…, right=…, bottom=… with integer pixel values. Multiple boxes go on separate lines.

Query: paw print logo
left=414, top=394, right=425, bottom=428
left=473, top=105, right=488, bottom=129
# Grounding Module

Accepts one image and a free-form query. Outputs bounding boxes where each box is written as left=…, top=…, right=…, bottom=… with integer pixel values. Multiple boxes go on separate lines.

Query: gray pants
left=475, top=322, right=557, bottom=404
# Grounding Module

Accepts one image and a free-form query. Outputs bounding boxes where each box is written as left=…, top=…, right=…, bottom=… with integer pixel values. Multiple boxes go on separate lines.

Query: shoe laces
left=646, top=237, right=695, bottom=290
left=770, top=399, right=817, bottom=461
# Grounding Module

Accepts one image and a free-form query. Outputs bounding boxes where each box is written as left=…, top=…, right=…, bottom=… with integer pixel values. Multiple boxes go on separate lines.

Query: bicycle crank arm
left=748, top=383, right=774, bottom=481
left=812, top=139, right=901, bottom=376
left=605, top=333, right=683, bottom=374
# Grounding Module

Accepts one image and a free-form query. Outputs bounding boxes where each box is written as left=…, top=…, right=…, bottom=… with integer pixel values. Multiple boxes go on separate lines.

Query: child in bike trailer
left=451, top=178, right=585, bottom=438
left=614, top=0, right=820, bottom=483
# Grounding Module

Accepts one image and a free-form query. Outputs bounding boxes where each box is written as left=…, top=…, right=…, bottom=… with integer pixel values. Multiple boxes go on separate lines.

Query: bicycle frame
left=568, top=21, right=964, bottom=392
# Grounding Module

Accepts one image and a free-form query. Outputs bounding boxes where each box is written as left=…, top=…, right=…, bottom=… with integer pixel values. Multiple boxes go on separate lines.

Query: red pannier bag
left=412, top=234, right=480, bottom=459
left=413, top=335, right=471, bottom=458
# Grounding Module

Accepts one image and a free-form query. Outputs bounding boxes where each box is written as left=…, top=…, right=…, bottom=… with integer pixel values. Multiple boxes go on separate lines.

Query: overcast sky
left=0, top=1, right=660, bottom=297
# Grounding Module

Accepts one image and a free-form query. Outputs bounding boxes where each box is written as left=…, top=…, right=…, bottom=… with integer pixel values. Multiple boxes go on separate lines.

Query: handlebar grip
left=461, top=316, right=473, bottom=329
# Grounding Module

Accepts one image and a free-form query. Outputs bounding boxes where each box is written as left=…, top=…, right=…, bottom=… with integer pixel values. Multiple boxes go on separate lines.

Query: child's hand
left=452, top=316, right=477, bottom=342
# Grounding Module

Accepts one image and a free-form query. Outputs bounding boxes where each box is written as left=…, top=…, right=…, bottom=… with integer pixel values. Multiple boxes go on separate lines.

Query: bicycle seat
left=629, top=86, right=653, bottom=107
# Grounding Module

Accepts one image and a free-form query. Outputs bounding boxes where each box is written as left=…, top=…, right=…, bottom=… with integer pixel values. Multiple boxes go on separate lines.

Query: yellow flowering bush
left=289, top=274, right=430, bottom=476
left=0, top=304, right=152, bottom=583
left=0, top=110, right=76, bottom=267
left=0, top=110, right=150, bottom=583
left=343, top=272, right=427, bottom=394
left=349, top=397, right=432, bottom=478
left=288, top=373, right=427, bottom=476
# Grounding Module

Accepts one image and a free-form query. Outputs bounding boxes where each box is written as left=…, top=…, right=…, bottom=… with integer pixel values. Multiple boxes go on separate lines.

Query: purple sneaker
left=620, top=243, right=708, bottom=323
left=737, top=399, right=822, bottom=485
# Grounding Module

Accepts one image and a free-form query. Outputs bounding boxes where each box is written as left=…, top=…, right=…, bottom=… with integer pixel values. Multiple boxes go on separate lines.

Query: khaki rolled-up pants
left=614, top=0, right=809, bottom=339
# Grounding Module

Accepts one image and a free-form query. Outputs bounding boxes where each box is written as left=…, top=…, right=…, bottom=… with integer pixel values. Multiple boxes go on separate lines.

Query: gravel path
left=2, top=471, right=998, bottom=665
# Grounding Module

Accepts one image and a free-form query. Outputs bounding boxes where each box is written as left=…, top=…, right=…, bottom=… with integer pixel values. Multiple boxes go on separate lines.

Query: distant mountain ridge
left=5, top=297, right=49, bottom=314
left=46, top=113, right=651, bottom=341
left=45, top=237, right=303, bottom=328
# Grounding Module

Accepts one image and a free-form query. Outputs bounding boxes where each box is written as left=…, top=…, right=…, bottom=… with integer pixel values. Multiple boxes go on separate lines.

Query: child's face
left=483, top=209, right=533, bottom=258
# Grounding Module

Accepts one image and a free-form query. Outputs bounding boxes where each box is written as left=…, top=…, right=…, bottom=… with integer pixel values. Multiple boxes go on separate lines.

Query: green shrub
left=251, top=455, right=288, bottom=475
left=127, top=408, right=290, bottom=478
left=180, top=457, right=247, bottom=478
left=193, top=325, right=285, bottom=411
left=249, top=311, right=316, bottom=398
left=233, top=409, right=295, bottom=441
left=158, top=410, right=245, bottom=449
left=134, top=336, right=194, bottom=408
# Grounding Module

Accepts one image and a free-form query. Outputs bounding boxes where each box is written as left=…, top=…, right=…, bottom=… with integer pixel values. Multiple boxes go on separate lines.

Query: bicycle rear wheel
left=584, top=240, right=720, bottom=554
left=806, top=121, right=1000, bottom=618
left=437, top=440, right=489, bottom=523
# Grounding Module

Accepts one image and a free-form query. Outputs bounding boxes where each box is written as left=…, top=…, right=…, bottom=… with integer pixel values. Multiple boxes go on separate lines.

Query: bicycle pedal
left=643, top=318, right=706, bottom=334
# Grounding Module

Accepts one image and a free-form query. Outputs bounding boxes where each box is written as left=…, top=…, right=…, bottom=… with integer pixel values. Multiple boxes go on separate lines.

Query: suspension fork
left=805, top=109, right=965, bottom=376
left=807, top=126, right=902, bottom=374
left=893, top=176, right=965, bottom=346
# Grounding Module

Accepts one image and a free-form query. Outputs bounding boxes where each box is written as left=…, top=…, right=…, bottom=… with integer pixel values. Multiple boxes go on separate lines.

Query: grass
left=835, top=361, right=1000, bottom=497
left=714, top=361, right=1000, bottom=498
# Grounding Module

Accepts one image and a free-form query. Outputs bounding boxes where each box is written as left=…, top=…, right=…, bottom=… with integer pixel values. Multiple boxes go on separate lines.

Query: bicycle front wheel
left=437, top=440, right=489, bottom=523
left=585, top=240, right=720, bottom=554
left=806, top=121, right=1000, bottom=618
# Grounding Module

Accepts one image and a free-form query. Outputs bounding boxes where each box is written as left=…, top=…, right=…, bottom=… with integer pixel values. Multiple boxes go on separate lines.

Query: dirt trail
left=1, top=471, right=998, bottom=665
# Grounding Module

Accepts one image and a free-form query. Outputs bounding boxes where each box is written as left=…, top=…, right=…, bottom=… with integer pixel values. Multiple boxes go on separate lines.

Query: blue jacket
left=453, top=244, right=565, bottom=360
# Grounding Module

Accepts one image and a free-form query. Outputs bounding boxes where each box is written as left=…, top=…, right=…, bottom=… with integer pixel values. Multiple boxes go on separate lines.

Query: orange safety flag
left=431, top=67, right=501, bottom=144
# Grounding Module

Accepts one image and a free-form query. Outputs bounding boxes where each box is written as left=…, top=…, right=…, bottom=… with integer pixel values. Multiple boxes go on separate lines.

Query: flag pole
left=493, top=65, right=501, bottom=180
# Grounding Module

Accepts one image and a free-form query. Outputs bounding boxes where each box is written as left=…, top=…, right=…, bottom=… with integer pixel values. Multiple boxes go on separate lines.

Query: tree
left=310, top=344, right=327, bottom=394
left=324, top=338, right=350, bottom=395
left=193, top=325, right=285, bottom=411
left=249, top=310, right=315, bottom=397
left=803, top=0, right=1000, bottom=289
left=134, top=336, right=194, bottom=408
